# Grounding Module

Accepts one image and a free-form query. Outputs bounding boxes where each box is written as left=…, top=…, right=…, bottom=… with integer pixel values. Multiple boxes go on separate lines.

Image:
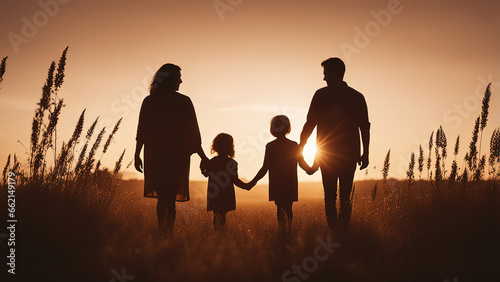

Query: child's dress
left=206, top=155, right=238, bottom=213
left=263, top=138, right=303, bottom=202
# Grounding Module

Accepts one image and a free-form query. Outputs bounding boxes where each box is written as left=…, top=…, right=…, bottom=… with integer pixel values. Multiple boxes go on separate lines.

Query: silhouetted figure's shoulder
left=310, top=82, right=368, bottom=118
left=139, top=91, right=196, bottom=123
left=267, top=137, right=299, bottom=148
left=208, top=155, right=237, bottom=170
left=265, top=138, right=301, bottom=164
left=144, top=90, right=193, bottom=104
left=314, top=82, right=365, bottom=100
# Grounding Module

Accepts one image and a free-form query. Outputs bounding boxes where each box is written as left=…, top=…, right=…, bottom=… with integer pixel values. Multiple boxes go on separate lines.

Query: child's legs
left=275, top=201, right=287, bottom=229
left=283, top=200, right=293, bottom=223
left=157, top=198, right=166, bottom=229
left=213, top=211, right=227, bottom=231
left=165, top=200, right=176, bottom=227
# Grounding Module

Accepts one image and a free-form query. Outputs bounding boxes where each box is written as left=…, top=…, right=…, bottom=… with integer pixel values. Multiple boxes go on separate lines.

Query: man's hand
left=298, top=142, right=306, bottom=152
left=306, top=167, right=318, bottom=175
left=134, top=155, right=143, bottom=173
left=358, top=154, right=369, bottom=170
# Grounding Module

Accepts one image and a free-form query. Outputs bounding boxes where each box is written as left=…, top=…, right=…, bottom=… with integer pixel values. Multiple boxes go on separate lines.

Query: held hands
left=306, top=162, right=319, bottom=175
left=306, top=157, right=319, bottom=175
left=241, top=179, right=257, bottom=191
left=200, top=159, right=209, bottom=177
left=244, top=180, right=257, bottom=191
left=306, top=166, right=319, bottom=175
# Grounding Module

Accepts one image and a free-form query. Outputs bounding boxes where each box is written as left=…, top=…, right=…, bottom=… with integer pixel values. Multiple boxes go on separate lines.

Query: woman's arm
left=234, top=178, right=251, bottom=190
left=231, top=163, right=253, bottom=190
left=195, top=145, right=210, bottom=175
left=135, top=98, right=148, bottom=173
left=196, top=145, right=209, bottom=162
left=134, top=140, right=144, bottom=173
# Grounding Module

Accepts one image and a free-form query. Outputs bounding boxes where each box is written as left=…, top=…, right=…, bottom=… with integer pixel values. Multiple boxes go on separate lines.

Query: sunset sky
left=0, top=0, right=499, bottom=185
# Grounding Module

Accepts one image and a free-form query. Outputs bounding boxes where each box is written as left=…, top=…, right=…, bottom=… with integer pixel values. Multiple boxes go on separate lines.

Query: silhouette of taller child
left=249, top=115, right=313, bottom=235
left=135, top=64, right=208, bottom=237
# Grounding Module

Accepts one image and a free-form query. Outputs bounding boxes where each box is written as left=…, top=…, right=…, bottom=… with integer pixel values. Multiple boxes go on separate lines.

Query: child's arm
left=229, top=160, right=254, bottom=190
left=201, top=158, right=211, bottom=178
left=311, top=156, right=320, bottom=173
left=298, top=152, right=318, bottom=175
left=231, top=166, right=253, bottom=190
left=236, top=145, right=270, bottom=190
left=249, top=145, right=271, bottom=189
left=234, top=178, right=252, bottom=190
left=298, top=157, right=312, bottom=173
left=248, top=165, right=268, bottom=189
left=234, top=166, right=266, bottom=191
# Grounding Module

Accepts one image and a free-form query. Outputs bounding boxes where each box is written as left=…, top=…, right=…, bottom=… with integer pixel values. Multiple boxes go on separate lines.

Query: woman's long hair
left=149, top=63, right=181, bottom=93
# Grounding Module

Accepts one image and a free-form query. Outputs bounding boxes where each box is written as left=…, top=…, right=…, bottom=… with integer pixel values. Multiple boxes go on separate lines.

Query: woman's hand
left=358, top=153, right=369, bottom=170
left=135, top=155, right=143, bottom=173
left=200, top=159, right=210, bottom=177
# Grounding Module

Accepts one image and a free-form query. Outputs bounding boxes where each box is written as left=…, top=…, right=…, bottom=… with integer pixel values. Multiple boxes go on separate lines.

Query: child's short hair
left=211, top=133, right=235, bottom=158
left=270, top=115, right=291, bottom=137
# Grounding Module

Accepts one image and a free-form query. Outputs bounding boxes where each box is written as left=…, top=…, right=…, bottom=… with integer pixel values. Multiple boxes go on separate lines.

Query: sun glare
left=302, top=141, right=317, bottom=164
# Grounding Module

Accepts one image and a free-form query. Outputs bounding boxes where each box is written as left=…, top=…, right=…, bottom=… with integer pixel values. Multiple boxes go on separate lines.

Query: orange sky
left=1, top=0, right=499, bottom=184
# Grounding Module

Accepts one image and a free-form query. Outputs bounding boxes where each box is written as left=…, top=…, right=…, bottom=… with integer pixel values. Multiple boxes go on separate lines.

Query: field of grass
left=1, top=49, right=500, bottom=282
left=4, top=178, right=500, bottom=281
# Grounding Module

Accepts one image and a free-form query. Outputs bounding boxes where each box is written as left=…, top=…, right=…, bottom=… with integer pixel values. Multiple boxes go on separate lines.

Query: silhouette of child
left=204, top=133, right=252, bottom=231
left=249, top=115, right=313, bottom=234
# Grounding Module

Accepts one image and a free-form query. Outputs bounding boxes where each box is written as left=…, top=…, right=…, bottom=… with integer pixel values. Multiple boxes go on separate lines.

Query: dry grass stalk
left=382, top=149, right=390, bottom=196
left=0, top=56, right=7, bottom=86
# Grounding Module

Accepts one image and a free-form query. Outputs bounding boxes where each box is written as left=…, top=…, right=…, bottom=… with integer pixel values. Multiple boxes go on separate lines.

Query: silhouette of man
left=300, top=57, right=370, bottom=230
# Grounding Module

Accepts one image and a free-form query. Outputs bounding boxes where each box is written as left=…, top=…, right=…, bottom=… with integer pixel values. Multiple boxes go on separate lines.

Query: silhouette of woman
left=134, top=63, right=208, bottom=237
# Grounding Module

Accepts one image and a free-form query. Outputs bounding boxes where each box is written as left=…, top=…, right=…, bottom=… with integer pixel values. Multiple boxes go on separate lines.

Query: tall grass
left=0, top=49, right=137, bottom=280
left=1, top=51, right=498, bottom=281
left=0, top=56, right=7, bottom=86
left=356, top=83, right=500, bottom=281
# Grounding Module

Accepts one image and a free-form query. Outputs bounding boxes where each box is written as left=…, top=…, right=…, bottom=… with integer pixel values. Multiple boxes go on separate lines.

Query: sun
left=302, top=141, right=317, bottom=164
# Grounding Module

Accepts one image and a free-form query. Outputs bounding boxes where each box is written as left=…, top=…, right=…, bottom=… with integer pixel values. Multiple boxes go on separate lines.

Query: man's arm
left=359, top=126, right=370, bottom=170
left=300, top=93, right=319, bottom=149
left=358, top=94, right=370, bottom=170
left=300, top=121, right=316, bottom=149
